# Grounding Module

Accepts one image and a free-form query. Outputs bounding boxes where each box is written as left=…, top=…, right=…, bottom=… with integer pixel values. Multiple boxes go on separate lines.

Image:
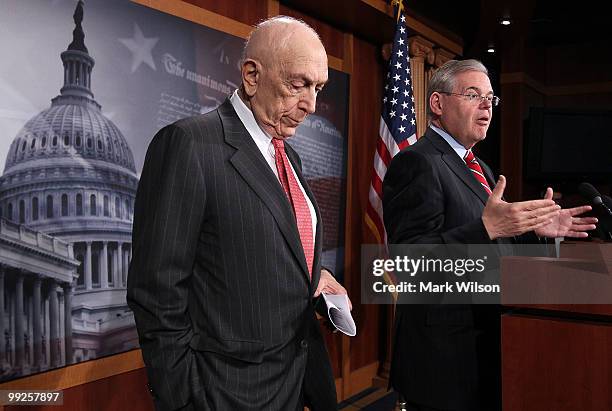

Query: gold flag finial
left=391, top=0, right=405, bottom=22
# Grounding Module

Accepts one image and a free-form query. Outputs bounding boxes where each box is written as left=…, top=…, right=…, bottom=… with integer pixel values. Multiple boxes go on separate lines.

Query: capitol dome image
left=0, top=0, right=138, bottom=379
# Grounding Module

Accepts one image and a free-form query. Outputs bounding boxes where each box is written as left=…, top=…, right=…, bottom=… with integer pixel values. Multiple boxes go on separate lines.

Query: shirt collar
left=430, top=124, right=469, bottom=162
left=229, top=89, right=273, bottom=155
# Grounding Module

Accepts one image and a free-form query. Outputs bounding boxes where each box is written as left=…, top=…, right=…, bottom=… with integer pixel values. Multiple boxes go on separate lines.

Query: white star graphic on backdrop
left=399, top=125, right=406, bottom=133
left=119, top=23, right=159, bottom=73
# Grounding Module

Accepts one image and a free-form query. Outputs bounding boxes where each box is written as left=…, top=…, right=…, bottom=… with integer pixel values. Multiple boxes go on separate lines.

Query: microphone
left=603, top=194, right=612, bottom=210
left=578, top=182, right=612, bottom=241
left=578, top=183, right=612, bottom=215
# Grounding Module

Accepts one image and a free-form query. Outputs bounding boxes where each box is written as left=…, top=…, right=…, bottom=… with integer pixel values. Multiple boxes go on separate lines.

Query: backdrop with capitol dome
left=0, top=0, right=349, bottom=383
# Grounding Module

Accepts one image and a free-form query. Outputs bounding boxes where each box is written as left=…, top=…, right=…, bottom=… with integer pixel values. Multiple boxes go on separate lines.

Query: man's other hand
left=534, top=188, right=598, bottom=238
left=482, top=175, right=561, bottom=240
left=314, top=269, right=352, bottom=310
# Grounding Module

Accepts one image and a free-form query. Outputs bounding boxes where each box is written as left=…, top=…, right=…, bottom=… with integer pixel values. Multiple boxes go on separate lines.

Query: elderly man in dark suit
left=127, top=16, right=348, bottom=411
left=383, top=59, right=596, bottom=411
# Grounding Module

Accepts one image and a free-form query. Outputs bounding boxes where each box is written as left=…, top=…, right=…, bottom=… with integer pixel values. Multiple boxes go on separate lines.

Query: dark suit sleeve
left=314, top=265, right=337, bottom=319
left=127, top=124, right=205, bottom=411
left=383, top=150, right=490, bottom=244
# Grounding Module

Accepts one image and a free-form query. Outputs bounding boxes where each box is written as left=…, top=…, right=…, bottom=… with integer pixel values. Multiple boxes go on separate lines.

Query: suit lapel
left=217, top=100, right=311, bottom=280
left=478, top=159, right=496, bottom=189
left=425, top=128, right=490, bottom=205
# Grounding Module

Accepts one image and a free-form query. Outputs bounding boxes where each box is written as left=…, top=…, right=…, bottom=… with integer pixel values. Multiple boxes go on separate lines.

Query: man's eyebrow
left=290, top=74, right=328, bottom=86
left=465, top=86, right=493, bottom=95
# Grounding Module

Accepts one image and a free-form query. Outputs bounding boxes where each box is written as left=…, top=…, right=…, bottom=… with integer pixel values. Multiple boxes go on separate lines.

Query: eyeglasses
left=439, top=92, right=501, bottom=107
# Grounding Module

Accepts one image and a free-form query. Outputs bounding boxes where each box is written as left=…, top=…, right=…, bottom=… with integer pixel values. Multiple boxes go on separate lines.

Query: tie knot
left=272, top=138, right=285, bottom=150
left=464, top=150, right=475, bottom=163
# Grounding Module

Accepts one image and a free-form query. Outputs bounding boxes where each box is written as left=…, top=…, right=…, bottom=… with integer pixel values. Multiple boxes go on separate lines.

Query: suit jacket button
left=300, top=339, right=308, bottom=349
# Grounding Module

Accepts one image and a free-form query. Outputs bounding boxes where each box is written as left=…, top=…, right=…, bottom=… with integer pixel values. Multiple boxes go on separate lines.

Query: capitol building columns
left=72, top=240, right=131, bottom=290
left=48, top=281, right=60, bottom=368
left=14, top=275, right=24, bottom=372
left=100, top=241, right=109, bottom=288
left=115, top=241, right=123, bottom=287
left=32, top=275, right=42, bottom=370
left=122, top=245, right=130, bottom=287
left=111, top=243, right=118, bottom=287
left=0, top=263, right=73, bottom=375
left=84, top=241, right=92, bottom=290
left=62, top=283, right=73, bottom=364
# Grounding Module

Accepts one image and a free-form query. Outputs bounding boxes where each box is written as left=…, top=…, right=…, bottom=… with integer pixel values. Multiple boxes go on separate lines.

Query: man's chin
left=279, top=126, right=299, bottom=139
left=474, top=128, right=488, bottom=141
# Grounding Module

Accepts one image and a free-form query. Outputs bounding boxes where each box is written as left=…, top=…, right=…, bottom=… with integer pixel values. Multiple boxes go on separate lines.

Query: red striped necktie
left=272, top=138, right=314, bottom=279
left=464, top=150, right=492, bottom=195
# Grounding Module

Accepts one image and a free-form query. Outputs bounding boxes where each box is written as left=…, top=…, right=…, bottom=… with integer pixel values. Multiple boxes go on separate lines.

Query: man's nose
left=300, top=88, right=317, bottom=114
left=480, top=97, right=493, bottom=108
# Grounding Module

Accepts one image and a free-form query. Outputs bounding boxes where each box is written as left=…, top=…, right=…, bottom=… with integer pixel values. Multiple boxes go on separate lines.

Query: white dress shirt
left=229, top=90, right=317, bottom=239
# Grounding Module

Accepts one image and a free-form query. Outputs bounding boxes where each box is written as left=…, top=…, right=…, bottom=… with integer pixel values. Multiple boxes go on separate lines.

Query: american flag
left=365, top=0, right=418, bottom=246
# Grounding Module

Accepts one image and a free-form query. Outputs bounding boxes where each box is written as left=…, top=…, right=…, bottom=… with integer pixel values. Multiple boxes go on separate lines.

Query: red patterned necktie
left=272, top=138, right=314, bottom=279
left=464, top=150, right=492, bottom=195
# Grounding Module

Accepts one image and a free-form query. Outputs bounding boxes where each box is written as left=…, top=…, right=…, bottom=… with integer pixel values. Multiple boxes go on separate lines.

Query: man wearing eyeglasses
left=382, top=59, right=596, bottom=411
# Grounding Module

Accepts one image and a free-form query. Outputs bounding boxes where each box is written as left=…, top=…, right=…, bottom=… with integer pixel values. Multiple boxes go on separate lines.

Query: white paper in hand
left=322, top=293, right=356, bottom=336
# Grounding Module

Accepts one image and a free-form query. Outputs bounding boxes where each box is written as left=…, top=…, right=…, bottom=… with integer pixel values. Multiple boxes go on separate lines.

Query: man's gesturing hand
left=534, top=188, right=598, bottom=238
left=482, top=175, right=560, bottom=240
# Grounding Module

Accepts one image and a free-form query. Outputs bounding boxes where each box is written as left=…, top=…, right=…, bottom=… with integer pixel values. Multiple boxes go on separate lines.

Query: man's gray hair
left=426, top=59, right=489, bottom=122
left=241, top=15, right=320, bottom=64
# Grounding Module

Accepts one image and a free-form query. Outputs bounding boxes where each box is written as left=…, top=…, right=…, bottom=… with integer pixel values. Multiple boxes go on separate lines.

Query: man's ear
left=241, top=59, right=259, bottom=97
left=429, top=92, right=443, bottom=116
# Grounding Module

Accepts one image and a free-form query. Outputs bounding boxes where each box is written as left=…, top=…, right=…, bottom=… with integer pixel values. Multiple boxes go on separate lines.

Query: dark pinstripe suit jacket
left=127, top=100, right=336, bottom=411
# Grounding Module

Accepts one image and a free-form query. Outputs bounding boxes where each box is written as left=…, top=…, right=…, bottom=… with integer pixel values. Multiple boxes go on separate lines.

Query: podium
left=500, top=242, right=612, bottom=410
